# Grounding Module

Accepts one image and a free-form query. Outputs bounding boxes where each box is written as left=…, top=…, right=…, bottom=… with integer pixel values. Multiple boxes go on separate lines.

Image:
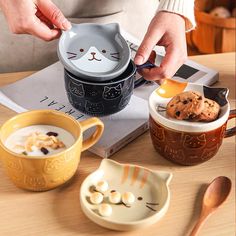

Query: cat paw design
left=164, top=145, right=185, bottom=161
left=24, top=175, right=47, bottom=189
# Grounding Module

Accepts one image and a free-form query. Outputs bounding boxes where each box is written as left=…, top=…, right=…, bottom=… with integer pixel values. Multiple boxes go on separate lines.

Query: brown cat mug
left=148, top=79, right=236, bottom=165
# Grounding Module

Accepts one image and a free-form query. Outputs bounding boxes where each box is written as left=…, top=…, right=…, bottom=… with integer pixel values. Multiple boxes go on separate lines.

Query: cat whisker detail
left=146, top=205, right=157, bottom=212
left=67, top=52, right=77, bottom=55
left=146, top=202, right=159, bottom=205
left=68, top=56, right=77, bottom=59
left=157, top=105, right=167, bottom=112
left=111, top=56, right=120, bottom=60
left=115, top=202, right=131, bottom=208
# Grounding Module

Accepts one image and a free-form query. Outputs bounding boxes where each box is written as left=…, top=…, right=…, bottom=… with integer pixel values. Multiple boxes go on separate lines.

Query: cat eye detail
left=80, top=48, right=84, bottom=52
left=102, top=49, right=106, bottom=53
left=137, top=197, right=143, bottom=201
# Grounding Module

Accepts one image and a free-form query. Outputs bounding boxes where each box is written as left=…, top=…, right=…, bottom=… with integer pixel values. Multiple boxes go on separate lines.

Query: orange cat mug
left=148, top=79, right=236, bottom=165
left=0, top=110, right=104, bottom=191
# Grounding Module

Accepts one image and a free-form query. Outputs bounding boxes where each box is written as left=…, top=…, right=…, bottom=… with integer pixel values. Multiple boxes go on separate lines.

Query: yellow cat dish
left=80, top=159, right=172, bottom=231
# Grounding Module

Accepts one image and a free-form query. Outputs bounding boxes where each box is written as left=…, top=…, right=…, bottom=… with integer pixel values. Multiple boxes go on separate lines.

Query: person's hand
left=134, top=11, right=187, bottom=82
left=0, top=0, right=71, bottom=41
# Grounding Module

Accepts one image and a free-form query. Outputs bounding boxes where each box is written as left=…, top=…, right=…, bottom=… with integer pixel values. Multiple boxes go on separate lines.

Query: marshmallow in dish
left=109, top=191, right=121, bottom=204
left=4, top=125, right=75, bottom=156
left=88, top=179, right=138, bottom=218
left=95, top=180, right=109, bottom=193
left=121, top=192, right=135, bottom=206
left=98, top=204, right=113, bottom=217
left=90, top=192, right=103, bottom=205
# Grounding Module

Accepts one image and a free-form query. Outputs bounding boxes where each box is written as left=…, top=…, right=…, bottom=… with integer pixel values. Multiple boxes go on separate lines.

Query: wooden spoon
left=190, top=176, right=232, bottom=236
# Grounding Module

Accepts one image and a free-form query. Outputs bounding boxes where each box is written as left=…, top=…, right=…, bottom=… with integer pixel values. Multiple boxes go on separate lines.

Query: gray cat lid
left=58, top=23, right=131, bottom=81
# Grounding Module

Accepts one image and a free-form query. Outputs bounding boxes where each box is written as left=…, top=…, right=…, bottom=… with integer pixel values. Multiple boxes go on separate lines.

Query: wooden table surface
left=0, top=53, right=235, bottom=236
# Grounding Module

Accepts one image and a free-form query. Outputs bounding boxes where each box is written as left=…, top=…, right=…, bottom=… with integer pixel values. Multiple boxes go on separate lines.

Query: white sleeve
left=157, top=0, right=196, bottom=32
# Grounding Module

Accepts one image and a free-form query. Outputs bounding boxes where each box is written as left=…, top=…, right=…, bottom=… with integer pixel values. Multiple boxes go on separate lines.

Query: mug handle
left=134, top=61, right=159, bottom=89
left=80, top=117, right=104, bottom=152
left=224, top=109, right=236, bottom=138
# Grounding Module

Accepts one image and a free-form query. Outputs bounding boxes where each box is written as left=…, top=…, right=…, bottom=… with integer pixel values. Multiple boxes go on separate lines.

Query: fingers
left=159, top=43, right=187, bottom=77
left=134, top=20, right=163, bottom=65
left=138, top=50, right=163, bottom=85
left=148, top=50, right=156, bottom=64
left=28, top=16, right=61, bottom=41
left=36, top=0, right=71, bottom=30
left=141, top=44, right=187, bottom=81
left=35, top=10, right=54, bottom=29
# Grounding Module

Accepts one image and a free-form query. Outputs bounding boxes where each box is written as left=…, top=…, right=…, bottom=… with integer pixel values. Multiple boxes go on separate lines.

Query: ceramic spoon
left=190, top=176, right=232, bottom=236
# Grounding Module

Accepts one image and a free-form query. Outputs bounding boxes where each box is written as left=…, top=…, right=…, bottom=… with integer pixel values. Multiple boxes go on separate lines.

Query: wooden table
left=0, top=53, right=235, bottom=236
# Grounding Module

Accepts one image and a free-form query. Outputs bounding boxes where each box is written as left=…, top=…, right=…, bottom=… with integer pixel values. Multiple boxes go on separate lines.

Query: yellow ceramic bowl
left=0, top=110, right=104, bottom=191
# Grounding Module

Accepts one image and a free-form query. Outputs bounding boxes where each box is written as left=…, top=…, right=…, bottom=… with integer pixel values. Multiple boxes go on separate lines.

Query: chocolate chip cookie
left=166, top=91, right=204, bottom=120
left=193, top=98, right=220, bottom=122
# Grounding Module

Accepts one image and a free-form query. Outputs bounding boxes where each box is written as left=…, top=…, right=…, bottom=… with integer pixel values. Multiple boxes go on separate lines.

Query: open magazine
left=0, top=29, right=218, bottom=158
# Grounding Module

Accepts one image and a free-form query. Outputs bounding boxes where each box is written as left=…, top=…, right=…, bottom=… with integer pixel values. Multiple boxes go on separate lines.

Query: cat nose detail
left=91, top=52, right=96, bottom=56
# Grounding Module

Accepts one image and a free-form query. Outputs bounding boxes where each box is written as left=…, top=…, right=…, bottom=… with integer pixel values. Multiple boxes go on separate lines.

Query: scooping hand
left=0, top=0, right=71, bottom=41
left=134, top=11, right=187, bottom=81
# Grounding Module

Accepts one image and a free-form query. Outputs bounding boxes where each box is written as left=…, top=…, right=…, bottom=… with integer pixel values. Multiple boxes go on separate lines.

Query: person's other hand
left=0, top=0, right=71, bottom=41
left=134, top=11, right=187, bottom=81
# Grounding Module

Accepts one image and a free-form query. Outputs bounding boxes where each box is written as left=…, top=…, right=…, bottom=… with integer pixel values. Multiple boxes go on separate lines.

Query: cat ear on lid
left=116, top=84, right=122, bottom=90
left=104, top=86, right=110, bottom=93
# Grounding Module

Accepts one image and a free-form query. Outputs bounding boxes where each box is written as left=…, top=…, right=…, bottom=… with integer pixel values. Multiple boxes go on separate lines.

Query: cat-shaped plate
left=58, top=23, right=131, bottom=82
left=149, top=79, right=229, bottom=132
left=80, top=159, right=172, bottom=231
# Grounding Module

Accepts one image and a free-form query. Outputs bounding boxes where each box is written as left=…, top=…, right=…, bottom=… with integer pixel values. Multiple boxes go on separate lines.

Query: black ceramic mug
left=64, top=60, right=154, bottom=116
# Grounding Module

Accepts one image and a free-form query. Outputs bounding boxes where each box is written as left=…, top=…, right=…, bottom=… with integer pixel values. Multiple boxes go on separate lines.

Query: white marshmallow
left=108, top=191, right=121, bottom=204
left=90, top=192, right=103, bottom=205
left=95, top=180, right=109, bottom=193
left=122, top=192, right=135, bottom=205
left=98, top=203, right=112, bottom=217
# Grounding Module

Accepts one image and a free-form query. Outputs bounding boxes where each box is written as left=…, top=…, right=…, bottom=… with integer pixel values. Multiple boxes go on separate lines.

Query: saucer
left=80, top=159, right=172, bottom=231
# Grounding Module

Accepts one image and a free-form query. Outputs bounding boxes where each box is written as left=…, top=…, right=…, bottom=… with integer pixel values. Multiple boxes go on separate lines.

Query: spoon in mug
left=190, top=176, right=232, bottom=236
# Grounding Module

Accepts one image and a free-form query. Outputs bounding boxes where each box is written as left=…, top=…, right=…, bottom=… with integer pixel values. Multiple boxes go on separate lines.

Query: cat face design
left=85, top=100, right=104, bottom=114
left=67, top=37, right=120, bottom=73
left=183, top=134, right=206, bottom=149
left=150, top=125, right=165, bottom=142
left=68, top=81, right=85, bottom=97
left=103, top=84, right=122, bottom=100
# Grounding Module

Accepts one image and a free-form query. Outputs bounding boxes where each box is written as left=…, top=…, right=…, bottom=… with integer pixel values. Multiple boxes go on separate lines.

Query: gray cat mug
left=64, top=60, right=153, bottom=116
